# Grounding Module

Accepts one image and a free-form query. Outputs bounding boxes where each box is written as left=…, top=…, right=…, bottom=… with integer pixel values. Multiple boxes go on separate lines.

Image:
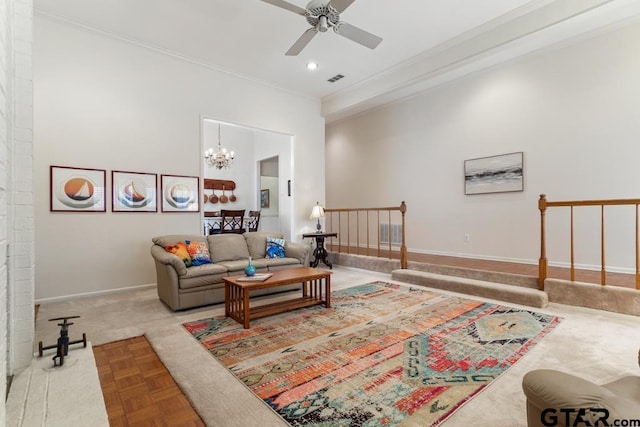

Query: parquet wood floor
left=93, top=336, right=205, bottom=427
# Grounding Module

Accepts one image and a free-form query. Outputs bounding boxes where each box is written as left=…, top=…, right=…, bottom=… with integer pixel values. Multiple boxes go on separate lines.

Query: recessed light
left=306, top=62, right=318, bottom=70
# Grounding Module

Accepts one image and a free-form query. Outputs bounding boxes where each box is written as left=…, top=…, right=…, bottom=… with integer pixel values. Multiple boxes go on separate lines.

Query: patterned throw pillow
left=265, top=237, right=286, bottom=259
left=164, top=242, right=192, bottom=267
left=185, top=240, right=213, bottom=266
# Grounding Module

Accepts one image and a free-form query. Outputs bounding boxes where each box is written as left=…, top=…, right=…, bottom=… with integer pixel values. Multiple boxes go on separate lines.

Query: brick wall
left=1, top=0, right=34, bottom=423
left=10, top=0, right=34, bottom=373
left=0, top=2, right=9, bottom=422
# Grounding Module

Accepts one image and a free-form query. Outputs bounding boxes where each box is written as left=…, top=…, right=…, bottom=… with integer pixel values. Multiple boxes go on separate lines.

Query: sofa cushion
left=207, top=234, right=251, bottom=263
left=218, top=260, right=269, bottom=274
left=245, top=232, right=285, bottom=259
left=181, top=263, right=228, bottom=279
left=179, top=263, right=229, bottom=290
left=266, top=258, right=304, bottom=269
left=246, top=258, right=271, bottom=270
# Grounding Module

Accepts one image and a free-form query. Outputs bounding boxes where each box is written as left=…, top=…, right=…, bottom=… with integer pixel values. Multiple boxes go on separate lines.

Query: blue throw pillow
left=265, top=237, right=286, bottom=259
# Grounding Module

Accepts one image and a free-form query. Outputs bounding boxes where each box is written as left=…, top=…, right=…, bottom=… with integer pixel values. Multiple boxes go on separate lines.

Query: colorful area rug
left=183, top=282, right=560, bottom=427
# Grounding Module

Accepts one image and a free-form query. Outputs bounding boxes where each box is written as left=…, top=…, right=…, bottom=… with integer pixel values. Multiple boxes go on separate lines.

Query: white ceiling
left=34, top=0, right=640, bottom=122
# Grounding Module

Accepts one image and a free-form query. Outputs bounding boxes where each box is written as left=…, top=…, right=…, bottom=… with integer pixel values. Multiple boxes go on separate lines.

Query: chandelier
left=204, top=124, right=235, bottom=169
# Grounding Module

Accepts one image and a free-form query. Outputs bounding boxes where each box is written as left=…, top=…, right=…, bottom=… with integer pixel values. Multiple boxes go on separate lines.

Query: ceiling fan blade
left=261, top=0, right=307, bottom=16
left=285, top=28, right=318, bottom=56
left=328, top=0, right=356, bottom=13
left=335, top=22, right=382, bottom=49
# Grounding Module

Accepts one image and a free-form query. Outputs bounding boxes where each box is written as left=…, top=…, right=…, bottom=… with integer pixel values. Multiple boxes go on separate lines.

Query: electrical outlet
left=464, top=234, right=470, bottom=242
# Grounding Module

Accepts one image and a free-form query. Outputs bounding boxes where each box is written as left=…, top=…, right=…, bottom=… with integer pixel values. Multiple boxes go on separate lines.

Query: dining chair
left=220, top=209, right=246, bottom=234
left=247, top=210, right=261, bottom=232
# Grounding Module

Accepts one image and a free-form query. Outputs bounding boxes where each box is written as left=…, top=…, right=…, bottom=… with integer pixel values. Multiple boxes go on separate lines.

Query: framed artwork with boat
left=50, top=165, right=107, bottom=212
left=112, top=170, right=158, bottom=212
left=160, top=174, right=200, bottom=212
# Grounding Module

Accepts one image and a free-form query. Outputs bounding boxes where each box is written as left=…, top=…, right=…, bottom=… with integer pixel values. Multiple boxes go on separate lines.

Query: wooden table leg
left=243, top=288, right=250, bottom=329
left=325, top=275, right=331, bottom=308
left=224, top=283, right=230, bottom=317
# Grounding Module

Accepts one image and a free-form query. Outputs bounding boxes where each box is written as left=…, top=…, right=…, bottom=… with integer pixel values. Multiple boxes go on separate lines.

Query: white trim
left=34, top=283, right=157, bottom=304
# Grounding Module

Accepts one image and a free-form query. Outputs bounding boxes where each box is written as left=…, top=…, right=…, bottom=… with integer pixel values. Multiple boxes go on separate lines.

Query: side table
left=302, top=232, right=338, bottom=269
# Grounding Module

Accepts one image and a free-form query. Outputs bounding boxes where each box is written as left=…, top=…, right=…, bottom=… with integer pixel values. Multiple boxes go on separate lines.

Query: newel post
left=538, top=194, right=548, bottom=290
left=400, top=201, right=407, bottom=269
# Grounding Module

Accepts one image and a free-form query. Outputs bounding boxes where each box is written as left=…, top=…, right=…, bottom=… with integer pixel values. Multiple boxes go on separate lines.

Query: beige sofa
left=150, top=232, right=310, bottom=311
left=522, top=367, right=640, bottom=427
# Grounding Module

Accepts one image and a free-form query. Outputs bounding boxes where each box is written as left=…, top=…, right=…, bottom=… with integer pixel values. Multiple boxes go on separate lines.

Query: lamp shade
left=310, top=204, right=325, bottom=219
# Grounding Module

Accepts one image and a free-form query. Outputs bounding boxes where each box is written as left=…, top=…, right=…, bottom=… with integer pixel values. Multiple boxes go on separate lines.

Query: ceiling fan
left=261, top=0, right=383, bottom=56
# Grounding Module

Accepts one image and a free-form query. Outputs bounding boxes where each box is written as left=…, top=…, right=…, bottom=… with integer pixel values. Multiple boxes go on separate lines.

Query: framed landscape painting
left=112, top=170, right=157, bottom=212
left=464, top=152, right=524, bottom=195
left=50, top=165, right=106, bottom=212
left=260, top=189, right=270, bottom=208
left=161, top=174, right=200, bottom=212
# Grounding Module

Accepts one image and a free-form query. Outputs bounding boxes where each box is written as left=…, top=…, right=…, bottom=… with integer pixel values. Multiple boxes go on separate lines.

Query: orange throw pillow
left=164, top=242, right=192, bottom=267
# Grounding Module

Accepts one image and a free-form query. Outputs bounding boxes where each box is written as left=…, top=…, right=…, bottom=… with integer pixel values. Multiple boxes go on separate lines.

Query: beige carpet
left=29, top=267, right=640, bottom=427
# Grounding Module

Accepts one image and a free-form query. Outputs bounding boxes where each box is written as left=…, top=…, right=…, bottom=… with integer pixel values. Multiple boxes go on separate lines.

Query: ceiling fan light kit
left=262, top=0, right=382, bottom=56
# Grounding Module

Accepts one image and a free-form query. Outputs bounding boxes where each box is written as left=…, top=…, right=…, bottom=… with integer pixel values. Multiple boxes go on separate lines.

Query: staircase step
left=391, top=269, right=548, bottom=308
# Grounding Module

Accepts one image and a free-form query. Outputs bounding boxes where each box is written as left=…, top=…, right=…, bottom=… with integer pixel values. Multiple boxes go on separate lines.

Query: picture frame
left=112, top=170, right=158, bottom=212
left=50, top=165, right=106, bottom=212
left=160, top=174, right=200, bottom=212
left=260, top=189, right=270, bottom=208
left=464, top=152, right=524, bottom=195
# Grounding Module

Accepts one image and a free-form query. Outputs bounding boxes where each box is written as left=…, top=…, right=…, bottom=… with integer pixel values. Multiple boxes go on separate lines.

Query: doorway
left=201, top=117, right=294, bottom=239
left=258, top=156, right=280, bottom=232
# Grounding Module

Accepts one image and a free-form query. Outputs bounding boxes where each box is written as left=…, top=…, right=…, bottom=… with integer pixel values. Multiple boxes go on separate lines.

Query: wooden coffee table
left=224, top=267, right=332, bottom=329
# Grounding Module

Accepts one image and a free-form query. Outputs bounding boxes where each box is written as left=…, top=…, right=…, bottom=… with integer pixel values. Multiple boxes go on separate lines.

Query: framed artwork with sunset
left=50, top=165, right=106, bottom=212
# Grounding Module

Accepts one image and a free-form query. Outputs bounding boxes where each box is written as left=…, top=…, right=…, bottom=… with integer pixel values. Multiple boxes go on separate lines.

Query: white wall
left=260, top=175, right=279, bottom=212
left=326, top=20, right=640, bottom=273
left=202, top=122, right=255, bottom=215
left=34, top=16, right=325, bottom=301
left=255, top=130, right=293, bottom=236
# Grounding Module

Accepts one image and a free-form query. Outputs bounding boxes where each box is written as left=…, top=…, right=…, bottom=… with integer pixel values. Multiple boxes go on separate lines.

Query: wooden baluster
left=347, top=211, right=350, bottom=254
left=538, top=194, right=548, bottom=291
left=356, top=210, right=360, bottom=255
left=377, top=210, right=381, bottom=258
left=366, top=210, right=370, bottom=257
left=636, top=204, right=640, bottom=290
left=601, top=205, right=606, bottom=286
left=570, top=206, right=575, bottom=282
left=338, top=212, right=342, bottom=254
left=388, top=211, right=392, bottom=259
left=400, top=201, right=407, bottom=269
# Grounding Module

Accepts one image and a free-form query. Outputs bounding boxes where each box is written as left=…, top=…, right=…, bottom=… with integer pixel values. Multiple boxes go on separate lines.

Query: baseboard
left=35, top=283, right=157, bottom=304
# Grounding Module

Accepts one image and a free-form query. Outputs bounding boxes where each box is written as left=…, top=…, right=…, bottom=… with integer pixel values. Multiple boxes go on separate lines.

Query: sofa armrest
left=285, top=241, right=310, bottom=266
left=150, top=245, right=187, bottom=276
left=522, top=369, right=637, bottom=427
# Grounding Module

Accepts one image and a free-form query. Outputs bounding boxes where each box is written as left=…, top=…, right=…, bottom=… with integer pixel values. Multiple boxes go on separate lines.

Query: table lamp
left=310, top=202, right=325, bottom=232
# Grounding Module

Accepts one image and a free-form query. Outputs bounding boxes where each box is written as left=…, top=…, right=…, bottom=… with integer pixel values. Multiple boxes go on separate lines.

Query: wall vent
left=328, top=74, right=344, bottom=83
left=380, top=223, right=402, bottom=244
